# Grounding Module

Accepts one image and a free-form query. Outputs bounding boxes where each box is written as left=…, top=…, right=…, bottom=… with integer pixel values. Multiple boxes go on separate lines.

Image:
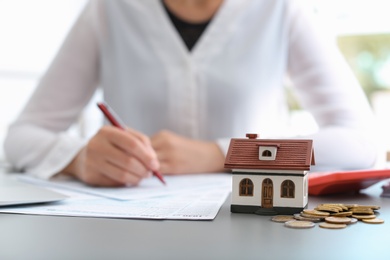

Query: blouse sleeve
left=285, top=2, right=379, bottom=171
left=3, top=0, right=102, bottom=179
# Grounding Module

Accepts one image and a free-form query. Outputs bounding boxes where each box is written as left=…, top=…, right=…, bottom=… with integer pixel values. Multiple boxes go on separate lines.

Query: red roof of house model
left=224, top=134, right=315, bottom=171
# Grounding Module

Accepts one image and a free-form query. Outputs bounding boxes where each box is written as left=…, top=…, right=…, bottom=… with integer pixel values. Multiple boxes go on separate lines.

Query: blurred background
left=1, top=0, right=390, bottom=165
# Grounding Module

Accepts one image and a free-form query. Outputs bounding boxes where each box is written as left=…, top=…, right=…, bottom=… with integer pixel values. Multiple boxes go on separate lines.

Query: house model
left=224, top=133, right=315, bottom=215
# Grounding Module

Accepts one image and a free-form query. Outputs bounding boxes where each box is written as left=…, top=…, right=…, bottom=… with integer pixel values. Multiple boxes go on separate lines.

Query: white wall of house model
left=231, top=171, right=309, bottom=208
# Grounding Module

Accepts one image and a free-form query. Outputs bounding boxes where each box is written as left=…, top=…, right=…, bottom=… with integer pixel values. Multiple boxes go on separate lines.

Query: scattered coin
left=351, top=205, right=380, bottom=210
left=284, top=220, right=315, bottom=229
left=352, top=214, right=377, bottom=220
left=331, top=211, right=352, bottom=217
left=319, top=222, right=347, bottom=229
left=350, top=209, right=374, bottom=215
left=294, top=214, right=322, bottom=223
left=343, top=204, right=359, bottom=208
left=325, top=216, right=352, bottom=224
left=362, top=218, right=385, bottom=224
left=271, top=215, right=295, bottom=223
left=316, top=204, right=346, bottom=211
left=300, top=212, right=326, bottom=221
left=315, top=206, right=340, bottom=213
left=322, top=204, right=348, bottom=211
left=272, top=203, right=383, bottom=230
left=303, top=209, right=330, bottom=217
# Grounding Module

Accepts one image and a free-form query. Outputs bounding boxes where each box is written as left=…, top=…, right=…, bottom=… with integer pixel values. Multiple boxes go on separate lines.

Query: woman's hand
left=61, top=126, right=160, bottom=187
left=151, top=130, right=225, bottom=175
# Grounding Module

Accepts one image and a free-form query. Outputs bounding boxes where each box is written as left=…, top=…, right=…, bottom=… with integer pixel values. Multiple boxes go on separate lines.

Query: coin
left=294, top=214, right=322, bottom=223
left=344, top=204, right=359, bottom=208
left=319, top=222, right=347, bottom=229
left=362, top=218, right=385, bottom=224
left=271, top=215, right=295, bottom=223
left=325, top=203, right=348, bottom=211
left=350, top=209, right=374, bottom=215
left=302, top=209, right=330, bottom=217
left=351, top=205, right=380, bottom=210
left=322, top=204, right=348, bottom=211
left=300, top=212, right=326, bottom=221
left=315, top=206, right=340, bottom=213
left=284, top=220, right=315, bottom=229
left=273, top=202, right=382, bottom=230
left=352, top=214, right=376, bottom=220
left=331, top=211, right=352, bottom=217
left=325, top=216, right=352, bottom=224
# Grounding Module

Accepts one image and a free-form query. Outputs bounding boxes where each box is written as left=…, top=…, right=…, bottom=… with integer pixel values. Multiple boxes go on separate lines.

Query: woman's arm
left=4, top=1, right=101, bottom=179
left=286, top=3, right=378, bottom=171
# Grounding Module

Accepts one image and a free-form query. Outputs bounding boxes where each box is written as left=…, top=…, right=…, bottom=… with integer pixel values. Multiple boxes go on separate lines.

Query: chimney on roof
left=246, top=133, right=258, bottom=139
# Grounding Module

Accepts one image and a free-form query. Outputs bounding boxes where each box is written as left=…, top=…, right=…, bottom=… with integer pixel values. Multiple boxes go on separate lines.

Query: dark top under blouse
left=162, top=1, right=212, bottom=51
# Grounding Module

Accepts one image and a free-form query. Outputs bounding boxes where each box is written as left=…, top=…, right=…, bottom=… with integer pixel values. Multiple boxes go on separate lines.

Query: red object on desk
left=97, top=102, right=166, bottom=185
left=308, top=169, right=390, bottom=195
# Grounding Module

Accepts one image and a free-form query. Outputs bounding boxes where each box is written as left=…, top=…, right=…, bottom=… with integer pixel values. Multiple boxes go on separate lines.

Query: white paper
left=0, top=173, right=232, bottom=220
left=19, top=173, right=231, bottom=200
left=0, top=188, right=230, bottom=220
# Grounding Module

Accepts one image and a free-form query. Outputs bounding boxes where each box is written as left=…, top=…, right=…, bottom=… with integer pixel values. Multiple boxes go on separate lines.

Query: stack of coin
left=349, top=205, right=384, bottom=224
left=271, top=203, right=384, bottom=229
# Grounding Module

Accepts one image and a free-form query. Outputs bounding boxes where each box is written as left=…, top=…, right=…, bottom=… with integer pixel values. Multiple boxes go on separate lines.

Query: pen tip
left=153, top=170, right=166, bottom=185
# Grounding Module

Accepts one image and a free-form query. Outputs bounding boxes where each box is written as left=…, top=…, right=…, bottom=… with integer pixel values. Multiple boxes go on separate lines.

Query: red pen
left=97, top=102, right=166, bottom=185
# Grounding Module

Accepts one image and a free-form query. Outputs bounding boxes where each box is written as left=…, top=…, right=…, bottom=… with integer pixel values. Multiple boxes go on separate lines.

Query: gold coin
left=344, top=204, right=359, bottom=209
left=352, top=214, right=376, bottom=220
left=294, top=214, right=322, bottom=223
left=330, top=204, right=348, bottom=211
left=319, top=222, right=347, bottom=229
left=271, top=215, right=295, bottom=223
left=350, top=208, right=374, bottom=214
left=303, top=209, right=330, bottom=217
left=321, top=203, right=345, bottom=207
left=353, top=205, right=381, bottom=210
left=362, top=218, right=385, bottom=224
left=320, top=204, right=346, bottom=211
left=284, top=220, right=315, bottom=229
left=300, top=212, right=325, bottom=221
left=315, top=206, right=340, bottom=213
left=325, top=216, right=352, bottom=224
left=331, top=211, right=352, bottom=217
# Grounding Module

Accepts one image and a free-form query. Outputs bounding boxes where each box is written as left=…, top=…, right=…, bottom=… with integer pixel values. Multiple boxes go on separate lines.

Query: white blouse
left=4, top=0, right=378, bottom=179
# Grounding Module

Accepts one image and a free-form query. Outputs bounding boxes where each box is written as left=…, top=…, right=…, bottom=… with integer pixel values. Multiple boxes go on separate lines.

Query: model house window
left=239, top=178, right=254, bottom=196
left=258, top=145, right=278, bottom=160
left=281, top=180, right=295, bottom=198
left=262, top=150, right=272, bottom=157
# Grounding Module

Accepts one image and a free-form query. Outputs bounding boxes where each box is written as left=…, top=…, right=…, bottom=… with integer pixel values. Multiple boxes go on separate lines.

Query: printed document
left=20, top=174, right=231, bottom=200
left=0, top=173, right=232, bottom=220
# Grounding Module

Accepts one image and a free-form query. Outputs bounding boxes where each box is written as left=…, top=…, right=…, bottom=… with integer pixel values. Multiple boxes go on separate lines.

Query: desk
left=0, top=179, right=389, bottom=259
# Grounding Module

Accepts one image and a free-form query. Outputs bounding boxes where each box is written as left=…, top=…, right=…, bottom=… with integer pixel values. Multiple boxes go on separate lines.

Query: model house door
left=262, top=178, right=273, bottom=208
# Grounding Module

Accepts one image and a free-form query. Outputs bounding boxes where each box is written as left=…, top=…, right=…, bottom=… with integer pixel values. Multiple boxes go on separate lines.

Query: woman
left=4, top=0, right=378, bottom=186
